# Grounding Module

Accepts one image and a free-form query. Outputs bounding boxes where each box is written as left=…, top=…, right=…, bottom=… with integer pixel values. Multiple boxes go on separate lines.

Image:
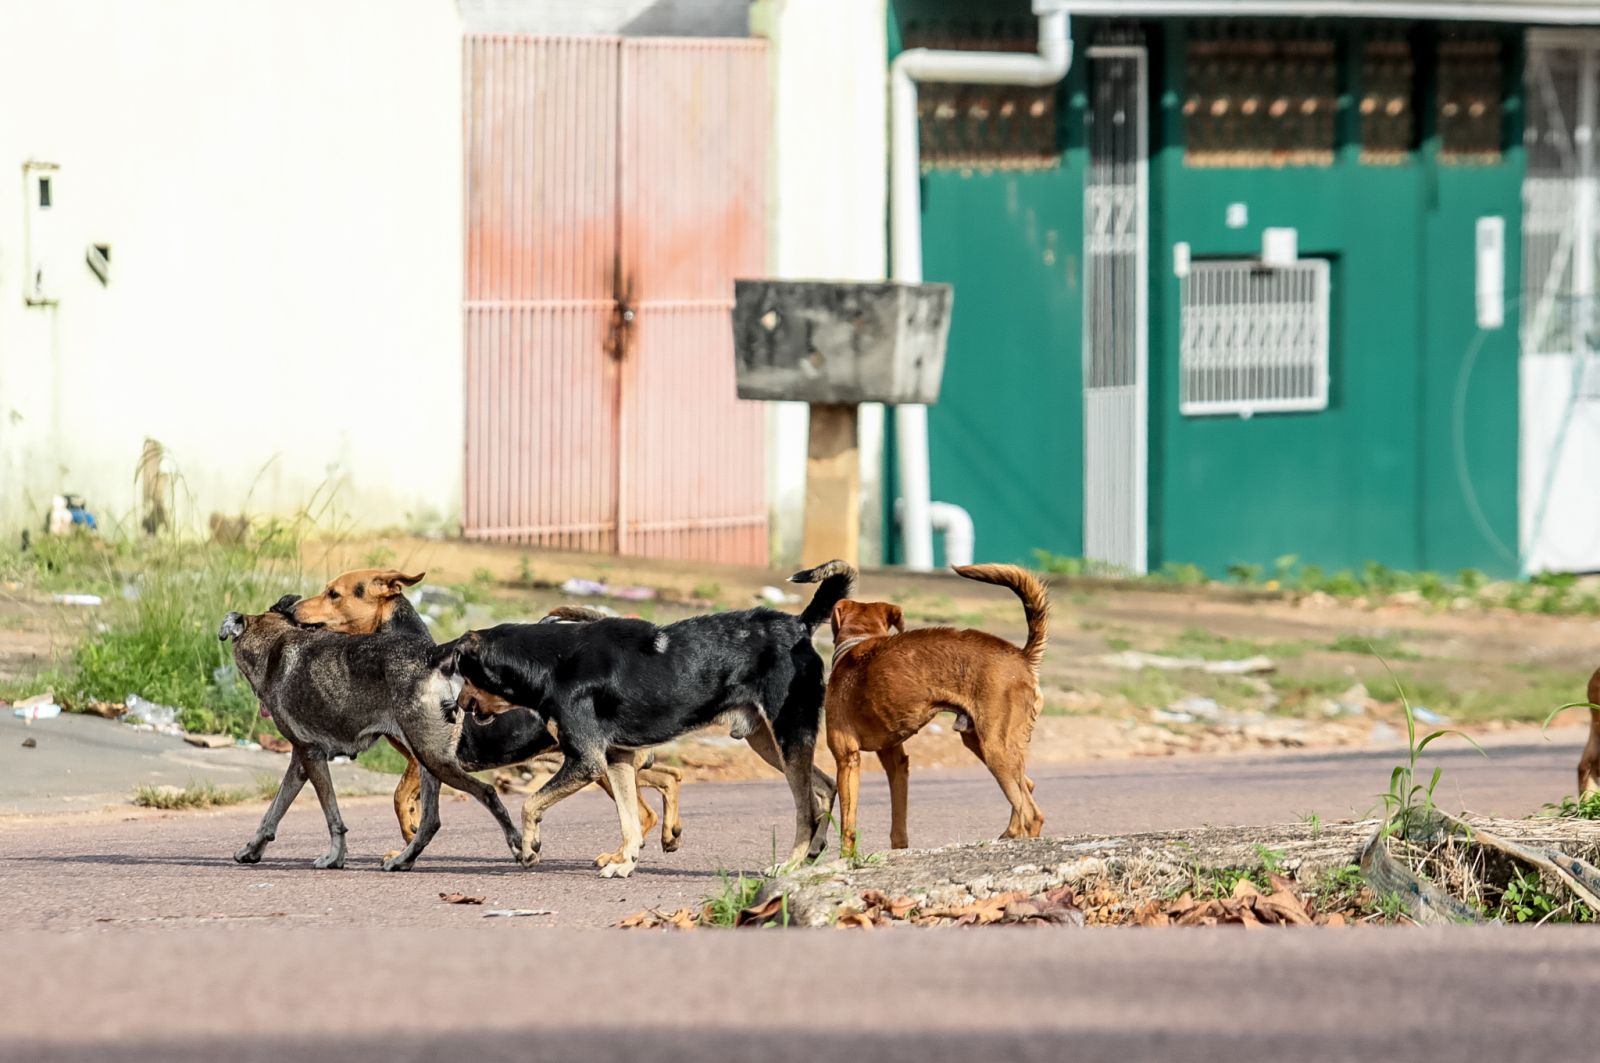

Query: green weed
left=1497, top=869, right=1595, bottom=924
left=133, top=781, right=255, bottom=810
left=1327, top=634, right=1418, bottom=660
left=357, top=741, right=410, bottom=775
left=1542, top=791, right=1600, bottom=820
left=362, top=545, right=397, bottom=568
left=701, top=870, right=765, bottom=928
left=1372, top=658, right=1484, bottom=840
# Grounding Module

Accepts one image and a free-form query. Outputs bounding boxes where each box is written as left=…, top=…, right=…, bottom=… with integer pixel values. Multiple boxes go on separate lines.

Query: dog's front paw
left=312, top=851, right=346, bottom=870
left=234, top=844, right=265, bottom=864
left=599, top=857, right=636, bottom=879
left=662, top=827, right=682, bottom=854
left=518, top=840, right=542, bottom=868
left=380, top=853, right=415, bottom=872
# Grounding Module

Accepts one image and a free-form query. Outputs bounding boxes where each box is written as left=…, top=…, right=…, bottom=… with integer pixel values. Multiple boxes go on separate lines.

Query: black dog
left=444, top=560, right=855, bottom=877
left=219, top=595, right=522, bottom=871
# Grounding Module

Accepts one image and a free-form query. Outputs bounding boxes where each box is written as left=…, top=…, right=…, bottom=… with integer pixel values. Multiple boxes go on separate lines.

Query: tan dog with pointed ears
left=824, top=564, right=1049, bottom=857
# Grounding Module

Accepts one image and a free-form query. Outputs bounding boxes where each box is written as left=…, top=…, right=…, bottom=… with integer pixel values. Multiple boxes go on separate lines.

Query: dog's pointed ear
left=370, top=570, right=425, bottom=598
left=830, top=599, right=849, bottom=634
left=887, top=605, right=905, bottom=635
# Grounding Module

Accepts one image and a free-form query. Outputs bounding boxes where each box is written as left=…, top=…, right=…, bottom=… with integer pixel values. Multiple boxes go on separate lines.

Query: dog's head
left=830, top=599, right=904, bottom=644
left=440, top=631, right=522, bottom=724
left=218, top=606, right=300, bottom=709
left=289, top=568, right=424, bottom=633
left=457, top=679, right=520, bottom=724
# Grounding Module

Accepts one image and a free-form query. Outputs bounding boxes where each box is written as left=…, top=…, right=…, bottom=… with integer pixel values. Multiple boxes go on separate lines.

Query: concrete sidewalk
left=0, top=711, right=394, bottom=815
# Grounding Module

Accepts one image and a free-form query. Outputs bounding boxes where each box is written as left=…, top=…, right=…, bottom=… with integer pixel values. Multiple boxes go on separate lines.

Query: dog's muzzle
left=218, top=612, right=246, bottom=642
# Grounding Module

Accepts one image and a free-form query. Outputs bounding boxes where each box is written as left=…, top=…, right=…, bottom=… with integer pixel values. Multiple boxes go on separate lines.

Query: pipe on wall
left=888, top=2, right=1073, bottom=569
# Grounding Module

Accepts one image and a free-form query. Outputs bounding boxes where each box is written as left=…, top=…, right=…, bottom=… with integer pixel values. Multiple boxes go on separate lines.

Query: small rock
left=21, top=737, right=36, bottom=749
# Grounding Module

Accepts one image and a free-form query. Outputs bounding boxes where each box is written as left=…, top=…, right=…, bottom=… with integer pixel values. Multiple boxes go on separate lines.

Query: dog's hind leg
left=381, top=768, right=442, bottom=872
left=301, top=752, right=348, bottom=870
left=779, top=731, right=827, bottom=865
left=518, top=754, right=602, bottom=867
left=639, top=765, right=683, bottom=852
left=235, top=750, right=308, bottom=864
left=391, top=743, right=423, bottom=841
left=877, top=742, right=912, bottom=849
left=746, top=724, right=834, bottom=854
left=596, top=751, right=644, bottom=878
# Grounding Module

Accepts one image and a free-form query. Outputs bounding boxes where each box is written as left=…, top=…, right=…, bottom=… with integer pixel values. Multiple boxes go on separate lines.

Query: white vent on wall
left=1179, top=258, right=1330, bottom=417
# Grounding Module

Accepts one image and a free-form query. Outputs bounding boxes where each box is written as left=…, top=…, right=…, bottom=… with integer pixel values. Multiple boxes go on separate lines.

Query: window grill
left=1180, top=259, right=1330, bottom=417
left=1361, top=36, right=1415, bottom=163
left=906, top=21, right=1060, bottom=171
left=1438, top=37, right=1504, bottom=163
left=1183, top=27, right=1337, bottom=168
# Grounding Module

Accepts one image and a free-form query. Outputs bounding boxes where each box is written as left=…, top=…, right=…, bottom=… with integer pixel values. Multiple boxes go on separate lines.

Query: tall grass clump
left=4, top=500, right=317, bottom=739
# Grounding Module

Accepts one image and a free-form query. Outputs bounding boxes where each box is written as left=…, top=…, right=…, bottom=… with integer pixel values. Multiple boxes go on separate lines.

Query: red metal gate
left=464, top=35, right=769, bottom=563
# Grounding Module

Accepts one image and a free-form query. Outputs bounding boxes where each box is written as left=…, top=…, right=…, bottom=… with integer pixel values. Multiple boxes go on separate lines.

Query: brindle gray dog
left=218, top=595, right=522, bottom=871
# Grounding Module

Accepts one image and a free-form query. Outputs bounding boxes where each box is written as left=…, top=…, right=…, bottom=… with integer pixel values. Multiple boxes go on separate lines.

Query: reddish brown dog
left=1579, top=668, right=1600, bottom=795
left=825, top=564, right=1049, bottom=856
left=287, top=569, right=682, bottom=859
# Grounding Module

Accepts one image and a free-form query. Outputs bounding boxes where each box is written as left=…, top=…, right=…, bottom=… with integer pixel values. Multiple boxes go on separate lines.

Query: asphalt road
left=3, top=731, right=1594, bottom=1062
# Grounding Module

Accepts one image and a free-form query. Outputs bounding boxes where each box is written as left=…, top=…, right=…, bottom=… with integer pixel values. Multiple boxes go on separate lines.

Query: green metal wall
left=889, top=7, right=1524, bottom=577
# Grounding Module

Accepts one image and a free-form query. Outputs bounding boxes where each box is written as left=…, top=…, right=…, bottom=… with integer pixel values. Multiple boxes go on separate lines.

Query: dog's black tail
left=789, top=559, right=857, bottom=633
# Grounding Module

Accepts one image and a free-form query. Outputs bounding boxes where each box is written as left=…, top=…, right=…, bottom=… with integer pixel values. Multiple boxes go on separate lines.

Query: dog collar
left=831, top=636, right=870, bottom=665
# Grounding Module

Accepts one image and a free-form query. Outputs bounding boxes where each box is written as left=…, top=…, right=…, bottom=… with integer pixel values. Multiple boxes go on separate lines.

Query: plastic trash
left=51, top=593, right=104, bottom=607
left=1169, top=697, right=1222, bottom=720
left=125, top=693, right=181, bottom=733
left=414, top=584, right=466, bottom=610
left=13, top=692, right=61, bottom=721
left=560, top=578, right=609, bottom=597
left=1411, top=706, right=1447, bottom=724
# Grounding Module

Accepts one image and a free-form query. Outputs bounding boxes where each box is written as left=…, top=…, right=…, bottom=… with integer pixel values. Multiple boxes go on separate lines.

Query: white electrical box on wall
left=1476, top=215, right=1505, bottom=330
left=1262, top=227, right=1298, bottom=268
left=23, top=161, right=60, bottom=305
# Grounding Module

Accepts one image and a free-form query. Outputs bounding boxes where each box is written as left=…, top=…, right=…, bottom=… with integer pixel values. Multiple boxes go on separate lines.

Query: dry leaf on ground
left=617, top=907, right=698, bottom=929
left=439, top=892, right=484, bottom=905
left=735, top=896, right=787, bottom=927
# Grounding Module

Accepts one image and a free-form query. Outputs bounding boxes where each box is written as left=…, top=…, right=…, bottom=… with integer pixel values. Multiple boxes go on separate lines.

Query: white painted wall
left=752, top=0, right=887, bottom=566
left=0, top=0, right=463, bottom=535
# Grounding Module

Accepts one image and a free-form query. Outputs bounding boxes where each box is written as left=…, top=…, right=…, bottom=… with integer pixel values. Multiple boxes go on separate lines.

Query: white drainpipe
left=894, top=498, right=976, bottom=567
left=890, top=1, right=1074, bottom=570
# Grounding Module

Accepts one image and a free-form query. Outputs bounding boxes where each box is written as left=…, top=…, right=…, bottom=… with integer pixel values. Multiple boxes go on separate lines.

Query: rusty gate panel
left=618, top=40, right=769, bottom=563
left=464, top=35, right=768, bottom=564
left=464, top=36, right=622, bottom=550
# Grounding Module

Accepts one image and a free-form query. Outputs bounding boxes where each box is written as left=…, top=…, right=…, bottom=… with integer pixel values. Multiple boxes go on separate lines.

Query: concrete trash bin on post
left=731, top=280, right=953, bottom=566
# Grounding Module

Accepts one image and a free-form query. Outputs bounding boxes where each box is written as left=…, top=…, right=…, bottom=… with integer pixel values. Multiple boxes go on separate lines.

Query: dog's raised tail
left=953, top=564, right=1049, bottom=672
left=789, top=559, right=858, bottom=633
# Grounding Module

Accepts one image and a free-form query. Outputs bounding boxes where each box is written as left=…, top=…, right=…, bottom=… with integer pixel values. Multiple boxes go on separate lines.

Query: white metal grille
left=1082, top=43, right=1148, bottom=575
left=1519, top=33, right=1600, bottom=574
left=1179, top=259, right=1330, bottom=417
